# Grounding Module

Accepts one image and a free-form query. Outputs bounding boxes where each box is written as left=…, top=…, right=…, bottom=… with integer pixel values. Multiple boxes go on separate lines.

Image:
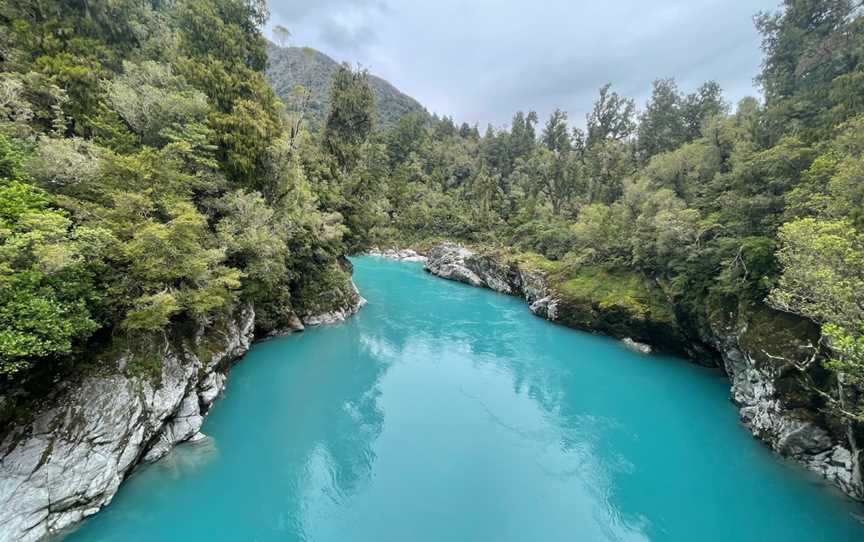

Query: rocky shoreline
left=0, top=285, right=366, bottom=542
left=422, top=242, right=864, bottom=502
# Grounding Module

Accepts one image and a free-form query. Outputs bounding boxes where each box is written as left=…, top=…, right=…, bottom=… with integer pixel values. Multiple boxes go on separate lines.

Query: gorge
left=2, top=0, right=864, bottom=540
left=54, top=256, right=864, bottom=541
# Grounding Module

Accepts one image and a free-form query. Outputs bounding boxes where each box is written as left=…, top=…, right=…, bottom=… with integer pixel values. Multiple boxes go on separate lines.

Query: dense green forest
left=289, top=0, right=864, bottom=419
left=1, top=0, right=863, bottom=425
left=0, top=0, right=356, bottom=389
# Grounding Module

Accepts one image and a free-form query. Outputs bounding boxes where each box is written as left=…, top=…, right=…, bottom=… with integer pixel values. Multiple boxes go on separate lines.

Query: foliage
left=323, top=65, right=375, bottom=171
left=0, top=0, right=354, bottom=382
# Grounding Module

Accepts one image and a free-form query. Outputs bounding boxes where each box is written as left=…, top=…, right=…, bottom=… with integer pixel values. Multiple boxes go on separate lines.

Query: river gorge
left=59, top=256, right=864, bottom=541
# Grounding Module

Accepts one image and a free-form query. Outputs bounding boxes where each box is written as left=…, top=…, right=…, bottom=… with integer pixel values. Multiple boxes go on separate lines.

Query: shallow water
left=67, top=256, right=864, bottom=541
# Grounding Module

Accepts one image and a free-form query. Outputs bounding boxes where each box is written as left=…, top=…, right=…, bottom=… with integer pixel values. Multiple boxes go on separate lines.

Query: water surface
left=68, top=256, right=864, bottom=541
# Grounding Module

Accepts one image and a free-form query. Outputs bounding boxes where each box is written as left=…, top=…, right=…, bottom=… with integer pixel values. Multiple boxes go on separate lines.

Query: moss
left=553, top=266, right=677, bottom=325
left=125, top=349, right=163, bottom=384
left=502, top=249, right=565, bottom=274
left=192, top=316, right=232, bottom=368
left=467, top=247, right=688, bottom=353
left=739, top=302, right=820, bottom=370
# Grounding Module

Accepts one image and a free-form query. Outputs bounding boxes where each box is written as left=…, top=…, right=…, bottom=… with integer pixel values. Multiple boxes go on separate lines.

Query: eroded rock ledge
left=0, top=285, right=365, bottom=542
left=423, top=242, right=864, bottom=502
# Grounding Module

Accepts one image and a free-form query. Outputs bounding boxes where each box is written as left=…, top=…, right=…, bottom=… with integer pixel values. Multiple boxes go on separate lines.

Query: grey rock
left=710, top=326, right=864, bottom=501
left=367, top=247, right=426, bottom=263
left=424, top=243, right=516, bottom=295
left=0, top=267, right=368, bottom=541
left=622, top=338, right=652, bottom=354
left=0, top=307, right=256, bottom=542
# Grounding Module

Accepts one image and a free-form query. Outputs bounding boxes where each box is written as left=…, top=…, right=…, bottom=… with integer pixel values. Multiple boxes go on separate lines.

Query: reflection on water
left=147, top=436, right=220, bottom=478
left=65, top=257, right=864, bottom=542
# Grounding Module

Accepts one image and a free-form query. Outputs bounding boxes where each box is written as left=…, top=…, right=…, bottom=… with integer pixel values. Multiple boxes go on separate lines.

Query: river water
left=66, top=256, right=864, bottom=541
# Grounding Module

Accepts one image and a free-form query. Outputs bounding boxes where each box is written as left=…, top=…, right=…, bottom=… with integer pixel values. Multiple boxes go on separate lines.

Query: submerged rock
left=622, top=338, right=652, bottom=354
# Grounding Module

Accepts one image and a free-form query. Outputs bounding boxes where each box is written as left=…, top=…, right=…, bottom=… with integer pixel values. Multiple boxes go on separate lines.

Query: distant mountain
left=266, top=44, right=427, bottom=130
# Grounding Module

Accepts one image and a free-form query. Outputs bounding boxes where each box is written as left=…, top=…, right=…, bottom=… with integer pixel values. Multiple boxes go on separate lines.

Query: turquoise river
left=66, top=256, right=864, bottom=541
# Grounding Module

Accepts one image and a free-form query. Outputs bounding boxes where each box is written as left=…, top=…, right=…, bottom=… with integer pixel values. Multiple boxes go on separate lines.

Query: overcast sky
left=266, top=0, right=781, bottom=129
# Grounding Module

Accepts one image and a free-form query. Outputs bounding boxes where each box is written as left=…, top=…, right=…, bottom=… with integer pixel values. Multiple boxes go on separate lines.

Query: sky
left=265, top=0, right=781, bottom=129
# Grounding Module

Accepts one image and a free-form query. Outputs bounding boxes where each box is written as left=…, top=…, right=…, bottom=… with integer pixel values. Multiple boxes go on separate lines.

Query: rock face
left=0, top=285, right=366, bottom=542
left=424, top=242, right=864, bottom=501
left=701, top=304, right=864, bottom=500
left=0, top=307, right=255, bottom=542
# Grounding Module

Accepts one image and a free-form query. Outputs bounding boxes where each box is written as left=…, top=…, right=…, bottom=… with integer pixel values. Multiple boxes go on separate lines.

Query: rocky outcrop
left=701, top=303, right=864, bottom=500
left=0, top=307, right=255, bottom=542
left=621, top=338, right=652, bottom=354
left=424, top=242, right=864, bottom=501
left=367, top=247, right=426, bottom=263
left=0, top=283, right=367, bottom=542
left=424, top=243, right=683, bottom=351
left=302, top=280, right=367, bottom=326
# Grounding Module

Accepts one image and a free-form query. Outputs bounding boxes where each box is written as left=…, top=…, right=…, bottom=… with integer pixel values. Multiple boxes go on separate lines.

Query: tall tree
left=586, top=84, right=636, bottom=148
left=509, top=110, right=538, bottom=165
left=682, top=81, right=728, bottom=141
left=273, top=25, right=291, bottom=48
left=756, top=0, right=864, bottom=139
left=542, top=109, right=571, bottom=154
left=637, top=78, right=685, bottom=160
left=323, top=64, right=375, bottom=170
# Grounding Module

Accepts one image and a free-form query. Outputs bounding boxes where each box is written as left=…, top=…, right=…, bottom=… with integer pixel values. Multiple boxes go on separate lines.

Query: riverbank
left=0, top=279, right=366, bottom=542
left=417, top=242, right=864, bottom=502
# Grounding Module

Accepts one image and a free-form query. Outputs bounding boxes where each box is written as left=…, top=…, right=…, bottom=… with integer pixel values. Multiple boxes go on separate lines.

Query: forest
left=0, top=0, right=863, bottom=427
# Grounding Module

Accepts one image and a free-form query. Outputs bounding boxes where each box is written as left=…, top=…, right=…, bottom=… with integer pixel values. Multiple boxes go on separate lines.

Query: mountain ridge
left=266, top=43, right=427, bottom=130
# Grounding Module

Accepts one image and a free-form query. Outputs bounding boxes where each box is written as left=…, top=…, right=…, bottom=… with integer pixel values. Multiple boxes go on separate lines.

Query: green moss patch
left=551, top=266, right=675, bottom=325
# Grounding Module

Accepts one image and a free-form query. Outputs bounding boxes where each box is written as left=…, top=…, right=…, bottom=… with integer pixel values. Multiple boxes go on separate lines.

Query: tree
left=756, top=0, right=864, bottom=140
left=273, top=25, right=292, bottom=48
left=586, top=84, right=636, bottom=148
left=509, top=110, right=537, bottom=164
left=513, top=147, right=575, bottom=216
left=0, top=180, right=105, bottom=374
left=682, top=81, right=728, bottom=141
left=769, top=218, right=864, bottom=415
left=323, top=64, right=375, bottom=171
left=637, top=78, right=685, bottom=160
left=387, top=112, right=428, bottom=166
left=541, top=109, right=571, bottom=154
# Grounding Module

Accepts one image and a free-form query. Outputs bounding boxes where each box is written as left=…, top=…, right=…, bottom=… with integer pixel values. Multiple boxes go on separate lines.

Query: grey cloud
left=318, top=17, right=379, bottom=53
left=266, top=0, right=780, bottom=127
left=268, top=0, right=388, bottom=21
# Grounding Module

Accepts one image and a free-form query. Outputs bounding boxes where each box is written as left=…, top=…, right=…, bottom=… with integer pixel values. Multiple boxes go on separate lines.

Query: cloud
left=317, top=16, right=379, bottom=53
left=266, top=0, right=780, bottom=127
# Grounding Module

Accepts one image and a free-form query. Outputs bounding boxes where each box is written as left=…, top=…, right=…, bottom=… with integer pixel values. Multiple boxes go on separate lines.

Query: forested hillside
left=266, top=43, right=427, bottom=130
left=301, top=1, right=864, bottom=422
left=0, top=0, right=361, bottom=407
